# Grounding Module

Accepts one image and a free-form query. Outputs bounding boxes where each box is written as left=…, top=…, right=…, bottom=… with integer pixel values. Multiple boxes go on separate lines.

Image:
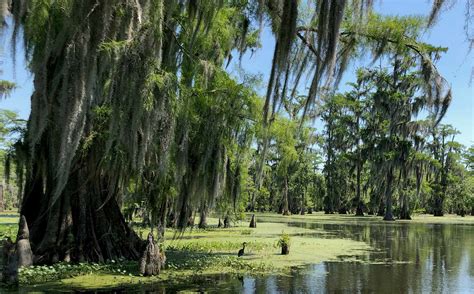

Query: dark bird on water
left=238, top=242, right=247, bottom=257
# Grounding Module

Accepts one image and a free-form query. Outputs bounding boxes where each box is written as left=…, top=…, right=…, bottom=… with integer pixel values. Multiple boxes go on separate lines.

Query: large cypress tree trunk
left=354, top=112, right=364, bottom=217
left=11, top=0, right=170, bottom=264
left=21, top=145, right=142, bottom=264
left=198, top=203, right=208, bottom=229
left=376, top=197, right=385, bottom=216
left=433, top=196, right=444, bottom=216
left=249, top=214, right=256, bottom=228
left=432, top=181, right=445, bottom=216
left=399, top=188, right=411, bottom=220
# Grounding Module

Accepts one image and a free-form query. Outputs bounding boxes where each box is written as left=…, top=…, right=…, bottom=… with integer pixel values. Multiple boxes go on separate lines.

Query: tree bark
left=0, top=184, right=4, bottom=212
left=433, top=193, right=444, bottom=216
left=399, top=189, right=411, bottom=220
left=21, top=149, right=143, bottom=264
left=14, top=0, right=155, bottom=265
left=377, top=200, right=385, bottom=216
left=354, top=101, right=364, bottom=217
left=355, top=163, right=364, bottom=216
left=249, top=214, right=256, bottom=228
left=282, top=176, right=290, bottom=216
left=187, top=213, right=195, bottom=227
left=139, top=233, right=165, bottom=276
left=16, top=216, right=33, bottom=267
left=383, top=168, right=395, bottom=221
left=249, top=191, right=256, bottom=212
left=218, top=218, right=223, bottom=228
left=223, top=215, right=230, bottom=228
left=325, top=115, right=335, bottom=215
left=198, top=208, right=208, bottom=229
left=338, top=207, right=348, bottom=214
left=281, top=244, right=289, bottom=255
left=156, top=196, right=168, bottom=242
left=2, top=237, right=17, bottom=285
left=1, top=216, right=33, bottom=285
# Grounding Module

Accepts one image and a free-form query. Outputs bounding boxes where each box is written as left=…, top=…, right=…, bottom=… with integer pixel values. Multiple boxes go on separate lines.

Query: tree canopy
left=1, top=0, right=472, bottom=267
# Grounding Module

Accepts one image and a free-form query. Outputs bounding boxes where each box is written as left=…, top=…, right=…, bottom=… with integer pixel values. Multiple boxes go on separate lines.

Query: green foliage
left=0, top=110, right=26, bottom=210
left=464, top=146, right=474, bottom=174
left=0, top=109, right=25, bottom=149
left=0, top=223, right=17, bottom=241
left=18, top=260, right=134, bottom=285
left=277, top=232, right=291, bottom=248
left=3, top=0, right=470, bottom=274
left=0, top=80, right=16, bottom=98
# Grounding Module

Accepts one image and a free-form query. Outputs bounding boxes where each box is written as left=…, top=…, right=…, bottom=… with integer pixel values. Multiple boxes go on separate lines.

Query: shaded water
left=11, top=217, right=474, bottom=293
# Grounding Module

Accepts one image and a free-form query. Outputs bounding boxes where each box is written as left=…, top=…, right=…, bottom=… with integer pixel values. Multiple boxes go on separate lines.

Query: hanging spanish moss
left=428, top=0, right=447, bottom=27
left=5, top=0, right=263, bottom=262
left=2, top=0, right=459, bottom=268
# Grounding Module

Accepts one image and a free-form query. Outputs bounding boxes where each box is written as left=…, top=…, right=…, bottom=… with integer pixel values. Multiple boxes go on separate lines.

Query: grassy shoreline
left=251, top=212, right=474, bottom=225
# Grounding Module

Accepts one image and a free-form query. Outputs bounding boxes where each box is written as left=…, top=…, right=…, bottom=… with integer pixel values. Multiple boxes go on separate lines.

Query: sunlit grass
left=0, top=211, right=20, bottom=228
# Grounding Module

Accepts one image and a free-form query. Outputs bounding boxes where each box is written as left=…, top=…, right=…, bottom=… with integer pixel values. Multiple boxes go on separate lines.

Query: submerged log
left=139, top=233, right=165, bottom=276
left=249, top=214, right=256, bottom=228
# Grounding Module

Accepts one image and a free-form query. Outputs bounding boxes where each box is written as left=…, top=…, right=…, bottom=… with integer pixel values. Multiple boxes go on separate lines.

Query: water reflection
left=12, top=219, right=474, bottom=293
left=210, top=221, right=471, bottom=293
left=124, top=220, right=473, bottom=293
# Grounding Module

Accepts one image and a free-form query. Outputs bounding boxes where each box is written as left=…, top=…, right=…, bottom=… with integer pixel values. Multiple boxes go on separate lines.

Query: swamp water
left=10, top=217, right=474, bottom=293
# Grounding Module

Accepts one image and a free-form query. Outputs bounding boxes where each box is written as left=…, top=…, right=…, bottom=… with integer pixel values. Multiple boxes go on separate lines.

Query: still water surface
left=119, top=218, right=474, bottom=293
left=17, top=217, right=474, bottom=293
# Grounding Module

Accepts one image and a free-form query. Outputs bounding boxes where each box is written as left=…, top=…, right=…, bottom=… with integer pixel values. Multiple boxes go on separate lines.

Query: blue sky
left=1, top=0, right=473, bottom=146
